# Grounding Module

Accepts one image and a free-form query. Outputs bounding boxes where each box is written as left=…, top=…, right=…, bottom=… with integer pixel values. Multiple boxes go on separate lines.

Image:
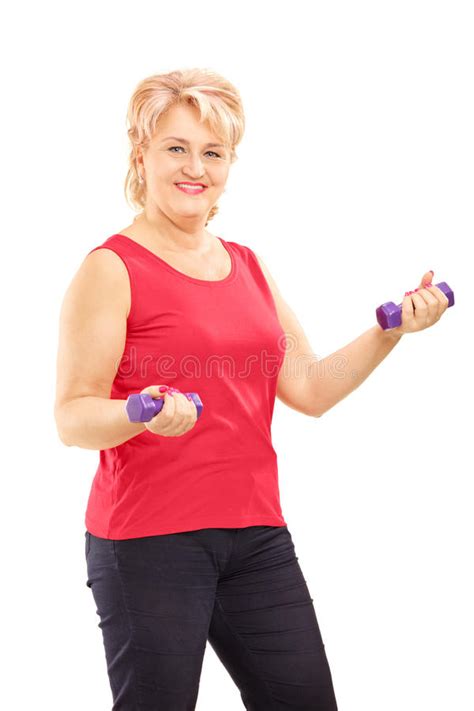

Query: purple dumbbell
left=376, top=281, right=454, bottom=330
left=126, top=392, right=204, bottom=422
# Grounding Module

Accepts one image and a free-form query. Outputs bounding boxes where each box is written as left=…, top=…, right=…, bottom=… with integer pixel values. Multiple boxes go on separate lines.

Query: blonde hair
left=124, top=68, right=245, bottom=225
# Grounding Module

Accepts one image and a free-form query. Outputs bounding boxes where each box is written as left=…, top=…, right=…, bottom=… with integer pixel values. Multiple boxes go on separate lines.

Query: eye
left=168, top=146, right=221, bottom=158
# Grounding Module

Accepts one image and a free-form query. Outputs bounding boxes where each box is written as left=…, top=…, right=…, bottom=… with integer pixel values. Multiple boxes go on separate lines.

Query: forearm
left=310, top=324, right=403, bottom=416
left=56, top=396, right=147, bottom=450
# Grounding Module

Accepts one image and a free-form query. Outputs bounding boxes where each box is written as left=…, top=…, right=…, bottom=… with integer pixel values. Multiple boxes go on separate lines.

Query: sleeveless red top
left=84, top=233, right=288, bottom=539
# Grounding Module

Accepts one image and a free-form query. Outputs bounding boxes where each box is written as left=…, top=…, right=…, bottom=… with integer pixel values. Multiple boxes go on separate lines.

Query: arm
left=57, top=396, right=146, bottom=450
left=255, top=253, right=402, bottom=418
left=54, top=248, right=147, bottom=449
left=304, top=325, right=401, bottom=417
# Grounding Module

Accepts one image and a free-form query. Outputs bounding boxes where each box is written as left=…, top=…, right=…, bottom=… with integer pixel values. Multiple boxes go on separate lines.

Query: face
left=137, top=103, right=232, bottom=224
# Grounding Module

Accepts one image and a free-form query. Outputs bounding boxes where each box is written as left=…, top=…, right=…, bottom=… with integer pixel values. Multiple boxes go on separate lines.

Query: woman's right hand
left=140, top=385, right=198, bottom=437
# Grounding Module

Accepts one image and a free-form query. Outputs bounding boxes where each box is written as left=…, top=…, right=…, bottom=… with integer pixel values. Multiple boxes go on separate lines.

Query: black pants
left=85, top=525, right=338, bottom=710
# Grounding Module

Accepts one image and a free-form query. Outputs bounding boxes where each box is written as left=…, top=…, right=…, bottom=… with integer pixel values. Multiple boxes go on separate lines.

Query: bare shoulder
left=80, top=247, right=131, bottom=318
left=55, top=247, right=131, bottom=412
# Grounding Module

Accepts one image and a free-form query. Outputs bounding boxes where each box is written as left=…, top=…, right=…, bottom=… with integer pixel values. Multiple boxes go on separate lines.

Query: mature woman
left=54, top=68, right=449, bottom=710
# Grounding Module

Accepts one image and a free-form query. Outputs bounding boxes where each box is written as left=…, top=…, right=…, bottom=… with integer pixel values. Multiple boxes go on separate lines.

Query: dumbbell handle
left=376, top=281, right=454, bottom=330
left=126, top=392, right=203, bottom=422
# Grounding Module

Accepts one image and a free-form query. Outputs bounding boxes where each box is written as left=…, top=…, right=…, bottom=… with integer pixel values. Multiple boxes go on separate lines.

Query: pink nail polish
left=159, top=386, right=169, bottom=392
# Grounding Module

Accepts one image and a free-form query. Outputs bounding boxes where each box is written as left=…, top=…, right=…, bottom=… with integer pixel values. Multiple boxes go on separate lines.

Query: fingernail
left=159, top=386, right=169, bottom=392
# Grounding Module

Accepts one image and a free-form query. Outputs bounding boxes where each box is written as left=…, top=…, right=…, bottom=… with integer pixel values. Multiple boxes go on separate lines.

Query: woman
left=54, top=68, right=449, bottom=710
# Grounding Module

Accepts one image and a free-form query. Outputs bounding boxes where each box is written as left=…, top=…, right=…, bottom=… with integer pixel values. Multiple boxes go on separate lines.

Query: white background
left=1, top=1, right=472, bottom=709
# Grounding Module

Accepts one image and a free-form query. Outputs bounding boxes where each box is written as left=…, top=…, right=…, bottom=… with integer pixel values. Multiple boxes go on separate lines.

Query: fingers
left=146, top=388, right=197, bottom=436
left=409, top=291, right=431, bottom=326
left=414, top=286, right=448, bottom=315
left=408, top=285, right=448, bottom=327
left=164, top=391, right=197, bottom=434
left=138, top=385, right=197, bottom=436
left=426, top=284, right=450, bottom=309
left=401, top=292, right=417, bottom=327
left=140, top=384, right=168, bottom=398
left=408, top=285, right=448, bottom=309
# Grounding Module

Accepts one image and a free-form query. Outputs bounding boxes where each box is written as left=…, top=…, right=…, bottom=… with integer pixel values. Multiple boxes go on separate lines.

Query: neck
left=136, top=207, right=213, bottom=253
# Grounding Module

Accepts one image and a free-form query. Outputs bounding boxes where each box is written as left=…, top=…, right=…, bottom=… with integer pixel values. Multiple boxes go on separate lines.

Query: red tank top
left=84, top=233, right=288, bottom=539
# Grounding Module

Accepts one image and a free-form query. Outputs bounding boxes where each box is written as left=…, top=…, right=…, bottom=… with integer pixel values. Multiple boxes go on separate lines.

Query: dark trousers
left=85, top=525, right=338, bottom=710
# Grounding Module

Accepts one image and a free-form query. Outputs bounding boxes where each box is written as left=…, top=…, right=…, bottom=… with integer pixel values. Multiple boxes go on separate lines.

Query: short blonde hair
left=124, top=68, right=245, bottom=225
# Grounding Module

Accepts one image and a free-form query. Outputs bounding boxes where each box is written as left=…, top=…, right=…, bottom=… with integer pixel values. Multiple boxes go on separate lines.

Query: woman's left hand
left=389, top=270, right=450, bottom=337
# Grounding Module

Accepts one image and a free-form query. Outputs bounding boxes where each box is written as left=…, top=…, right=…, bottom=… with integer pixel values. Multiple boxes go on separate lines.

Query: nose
left=182, top=152, right=205, bottom=179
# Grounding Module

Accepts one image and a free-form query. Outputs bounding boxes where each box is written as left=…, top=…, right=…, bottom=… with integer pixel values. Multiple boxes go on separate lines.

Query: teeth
left=177, top=184, right=204, bottom=189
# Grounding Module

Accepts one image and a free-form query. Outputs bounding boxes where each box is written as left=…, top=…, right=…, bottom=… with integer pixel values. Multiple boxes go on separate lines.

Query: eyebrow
left=160, top=135, right=226, bottom=148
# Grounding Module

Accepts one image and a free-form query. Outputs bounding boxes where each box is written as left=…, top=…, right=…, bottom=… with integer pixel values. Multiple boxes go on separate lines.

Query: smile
left=175, top=184, right=207, bottom=195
